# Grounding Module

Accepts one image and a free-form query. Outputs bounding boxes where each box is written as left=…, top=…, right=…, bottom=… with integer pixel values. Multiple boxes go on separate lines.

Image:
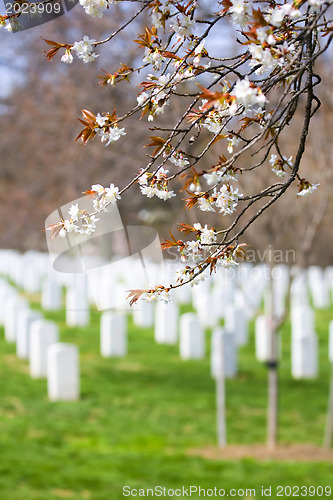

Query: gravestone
left=47, top=343, right=80, bottom=401
left=291, top=333, right=318, bottom=379
left=0, top=284, right=17, bottom=326
left=290, top=271, right=309, bottom=308
left=154, top=301, right=178, bottom=344
left=291, top=305, right=315, bottom=338
left=66, top=287, right=90, bottom=327
left=29, top=320, right=59, bottom=378
left=255, top=315, right=272, bottom=362
left=308, top=266, right=330, bottom=309
left=211, top=327, right=237, bottom=379
left=41, top=278, right=62, bottom=311
left=224, top=304, right=248, bottom=346
left=23, top=262, right=41, bottom=294
left=100, top=312, right=127, bottom=357
left=179, top=312, right=205, bottom=360
left=329, top=321, right=333, bottom=363
left=133, top=300, right=154, bottom=328
left=196, top=291, right=219, bottom=329
left=16, top=309, right=42, bottom=359
left=4, top=296, right=28, bottom=343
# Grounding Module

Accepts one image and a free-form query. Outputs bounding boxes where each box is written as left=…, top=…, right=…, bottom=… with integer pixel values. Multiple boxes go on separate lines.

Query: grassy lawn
left=0, top=291, right=333, bottom=499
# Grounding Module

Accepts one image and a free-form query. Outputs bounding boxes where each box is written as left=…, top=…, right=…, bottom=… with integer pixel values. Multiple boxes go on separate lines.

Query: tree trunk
left=323, top=363, right=333, bottom=449
left=216, top=333, right=227, bottom=447
left=267, top=254, right=279, bottom=448
left=267, top=349, right=278, bottom=448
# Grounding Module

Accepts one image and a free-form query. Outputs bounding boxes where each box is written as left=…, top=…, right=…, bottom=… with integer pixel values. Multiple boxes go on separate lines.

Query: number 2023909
left=6, top=1, right=61, bottom=15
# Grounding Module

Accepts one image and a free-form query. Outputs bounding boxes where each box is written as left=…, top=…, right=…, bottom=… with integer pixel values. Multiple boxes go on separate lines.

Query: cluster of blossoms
left=249, top=40, right=297, bottom=76
left=197, top=184, right=243, bottom=215
left=170, top=13, right=196, bottom=43
left=143, top=48, right=166, bottom=71
left=150, top=0, right=173, bottom=29
left=192, top=41, right=208, bottom=67
left=227, top=136, right=240, bottom=154
left=137, top=73, right=174, bottom=121
left=140, top=287, right=171, bottom=304
left=199, top=95, right=238, bottom=134
left=204, top=167, right=239, bottom=187
left=228, top=0, right=324, bottom=29
left=90, top=183, right=121, bottom=211
left=198, top=78, right=265, bottom=137
left=168, top=150, right=190, bottom=169
left=137, top=61, right=198, bottom=122
left=47, top=183, right=121, bottom=239
left=94, top=113, right=126, bottom=147
left=297, top=180, right=320, bottom=198
left=58, top=204, right=100, bottom=238
left=178, top=224, right=240, bottom=270
left=232, top=77, right=266, bottom=112
left=174, top=266, right=207, bottom=287
left=138, top=167, right=176, bottom=200
left=180, top=223, right=217, bottom=263
left=79, top=0, right=114, bottom=18
left=61, top=36, right=98, bottom=64
left=270, top=154, right=292, bottom=177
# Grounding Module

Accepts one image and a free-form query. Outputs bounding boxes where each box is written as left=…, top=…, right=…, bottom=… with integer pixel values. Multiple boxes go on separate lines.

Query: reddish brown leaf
left=126, top=289, right=145, bottom=306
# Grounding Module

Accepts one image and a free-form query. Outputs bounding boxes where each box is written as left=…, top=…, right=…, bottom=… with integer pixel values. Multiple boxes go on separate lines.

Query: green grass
left=0, top=292, right=333, bottom=499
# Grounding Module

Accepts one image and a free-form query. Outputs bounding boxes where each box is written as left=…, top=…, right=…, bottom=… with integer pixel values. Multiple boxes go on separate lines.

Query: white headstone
left=154, top=301, right=178, bottom=345
left=211, top=327, right=237, bottom=379
left=133, top=300, right=154, bottom=328
left=290, top=272, right=309, bottom=308
left=16, top=309, right=42, bottom=359
left=324, top=267, right=333, bottom=302
left=29, top=320, right=59, bottom=378
left=179, top=313, right=205, bottom=360
left=0, top=285, right=17, bottom=325
left=23, top=263, right=41, bottom=294
left=196, top=292, right=219, bottom=329
left=255, top=315, right=272, bottom=362
left=4, top=296, right=28, bottom=343
left=224, top=304, right=248, bottom=346
left=41, top=279, right=62, bottom=311
left=308, top=267, right=330, bottom=309
left=291, top=333, right=318, bottom=379
left=291, top=305, right=315, bottom=338
left=100, top=312, right=127, bottom=357
left=211, top=280, right=235, bottom=321
left=47, top=343, right=80, bottom=401
left=192, top=281, right=210, bottom=312
left=329, top=321, right=333, bottom=363
left=66, top=287, right=90, bottom=327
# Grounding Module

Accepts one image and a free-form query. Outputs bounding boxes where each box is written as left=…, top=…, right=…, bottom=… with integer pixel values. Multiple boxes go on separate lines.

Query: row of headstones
left=1, top=249, right=333, bottom=312
left=1, top=289, right=238, bottom=407
left=1, top=251, right=331, bottom=382
left=3, top=272, right=333, bottom=391
left=0, top=249, right=283, bottom=318
left=3, top=248, right=333, bottom=331
left=39, top=279, right=332, bottom=382
left=0, top=280, right=80, bottom=401
left=5, top=265, right=322, bottom=381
